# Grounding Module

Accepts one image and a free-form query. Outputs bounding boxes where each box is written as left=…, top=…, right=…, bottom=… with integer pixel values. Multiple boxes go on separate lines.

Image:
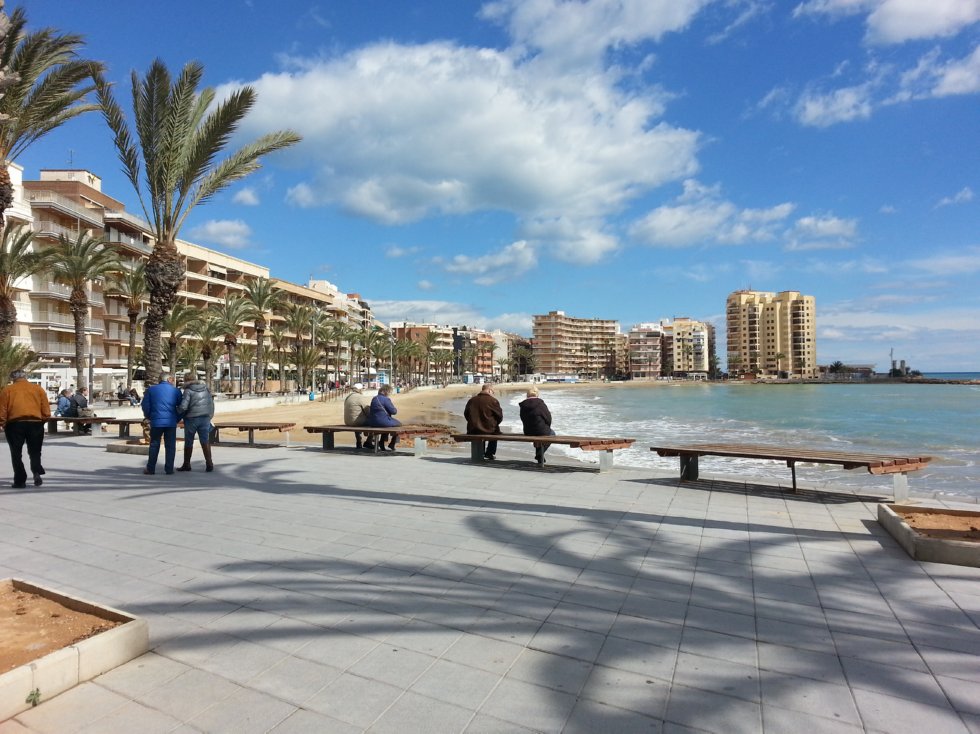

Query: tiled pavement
left=1, top=436, right=978, bottom=733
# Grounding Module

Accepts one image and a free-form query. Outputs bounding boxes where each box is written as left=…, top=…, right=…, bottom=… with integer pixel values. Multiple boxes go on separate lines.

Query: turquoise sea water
left=449, top=383, right=980, bottom=499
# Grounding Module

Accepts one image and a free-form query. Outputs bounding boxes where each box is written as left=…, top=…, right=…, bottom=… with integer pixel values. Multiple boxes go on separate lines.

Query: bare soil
left=898, top=511, right=980, bottom=543
left=0, top=580, right=121, bottom=673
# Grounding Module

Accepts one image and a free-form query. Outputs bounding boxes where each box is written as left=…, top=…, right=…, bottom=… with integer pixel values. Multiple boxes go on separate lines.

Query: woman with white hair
left=519, top=386, right=555, bottom=466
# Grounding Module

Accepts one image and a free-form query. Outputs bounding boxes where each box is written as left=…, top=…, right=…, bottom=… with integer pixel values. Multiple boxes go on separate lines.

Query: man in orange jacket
left=0, top=369, right=51, bottom=488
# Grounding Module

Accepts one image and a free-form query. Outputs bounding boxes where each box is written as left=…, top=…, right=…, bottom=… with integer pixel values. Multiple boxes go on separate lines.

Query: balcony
left=104, top=208, right=151, bottom=233
left=29, top=311, right=95, bottom=330
left=28, top=191, right=104, bottom=228
left=33, top=219, right=81, bottom=241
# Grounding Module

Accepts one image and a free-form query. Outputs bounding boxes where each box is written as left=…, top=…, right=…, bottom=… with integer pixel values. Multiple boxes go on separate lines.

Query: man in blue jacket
left=141, top=376, right=182, bottom=475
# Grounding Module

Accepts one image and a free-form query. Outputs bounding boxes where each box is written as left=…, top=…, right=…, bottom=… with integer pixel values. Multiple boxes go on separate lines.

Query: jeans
left=5, top=420, right=45, bottom=485
left=183, top=415, right=211, bottom=446
left=147, top=426, right=177, bottom=474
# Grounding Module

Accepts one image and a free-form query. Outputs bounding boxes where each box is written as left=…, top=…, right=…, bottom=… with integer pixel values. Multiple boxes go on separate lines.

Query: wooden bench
left=651, top=443, right=932, bottom=501
left=453, top=433, right=636, bottom=471
left=46, top=417, right=145, bottom=438
left=210, top=421, right=296, bottom=446
left=222, top=392, right=244, bottom=400
left=305, top=425, right=449, bottom=455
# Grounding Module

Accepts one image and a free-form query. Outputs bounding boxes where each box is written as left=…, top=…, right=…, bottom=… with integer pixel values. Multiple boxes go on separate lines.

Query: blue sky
left=20, top=0, right=980, bottom=371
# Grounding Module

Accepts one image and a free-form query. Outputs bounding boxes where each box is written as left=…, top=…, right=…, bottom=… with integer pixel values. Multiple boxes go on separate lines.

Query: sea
left=443, top=378, right=980, bottom=500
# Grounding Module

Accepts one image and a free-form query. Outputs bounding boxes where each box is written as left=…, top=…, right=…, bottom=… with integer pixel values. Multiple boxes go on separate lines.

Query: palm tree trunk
left=127, top=313, right=138, bottom=384
left=144, top=243, right=184, bottom=384
left=255, top=325, right=266, bottom=391
left=226, top=342, right=236, bottom=393
left=70, top=292, right=88, bottom=389
left=168, top=338, right=178, bottom=377
left=0, top=297, right=17, bottom=345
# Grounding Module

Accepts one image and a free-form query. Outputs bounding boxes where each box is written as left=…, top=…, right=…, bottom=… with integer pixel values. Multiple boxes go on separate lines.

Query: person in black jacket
left=519, top=386, right=555, bottom=466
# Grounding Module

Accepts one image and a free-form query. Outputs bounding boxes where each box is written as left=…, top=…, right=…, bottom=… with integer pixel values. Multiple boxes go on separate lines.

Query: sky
left=19, top=0, right=980, bottom=371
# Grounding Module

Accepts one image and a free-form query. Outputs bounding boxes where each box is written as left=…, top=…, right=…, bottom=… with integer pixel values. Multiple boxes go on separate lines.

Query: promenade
left=1, top=436, right=978, bottom=733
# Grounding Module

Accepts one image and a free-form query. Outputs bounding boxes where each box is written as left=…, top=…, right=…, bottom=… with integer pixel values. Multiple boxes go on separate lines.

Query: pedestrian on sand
left=141, top=376, right=182, bottom=475
left=464, top=383, right=503, bottom=460
left=367, top=383, right=401, bottom=451
left=177, top=372, right=215, bottom=472
left=0, top=370, right=51, bottom=487
left=519, top=386, right=555, bottom=466
left=343, top=382, right=373, bottom=450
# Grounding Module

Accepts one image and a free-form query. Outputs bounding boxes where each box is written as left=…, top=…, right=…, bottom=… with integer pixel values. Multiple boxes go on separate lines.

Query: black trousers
left=5, top=420, right=45, bottom=485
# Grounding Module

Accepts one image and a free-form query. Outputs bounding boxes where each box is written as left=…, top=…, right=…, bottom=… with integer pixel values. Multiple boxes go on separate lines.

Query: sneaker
left=484, top=454, right=495, bottom=461
left=143, top=468, right=154, bottom=475
left=33, top=474, right=42, bottom=487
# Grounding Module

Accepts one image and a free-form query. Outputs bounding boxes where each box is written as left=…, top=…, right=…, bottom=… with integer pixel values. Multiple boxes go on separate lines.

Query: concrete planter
left=878, top=504, right=980, bottom=567
left=0, top=579, right=148, bottom=720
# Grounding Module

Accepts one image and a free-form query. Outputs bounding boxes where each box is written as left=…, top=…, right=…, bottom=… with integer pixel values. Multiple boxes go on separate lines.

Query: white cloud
left=232, top=187, right=260, bottom=206
left=417, top=279, right=435, bottom=291
left=368, top=298, right=532, bottom=333
left=793, top=0, right=980, bottom=44
left=935, top=186, right=975, bottom=207
left=879, top=204, right=897, bottom=213
left=629, top=179, right=795, bottom=247
left=386, top=245, right=420, bottom=258
left=232, top=39, right=699, bottom=260
left=443, top=240, right=537, bottom=285
left=905, top=245, right=980, bottom=275
left=520, top=217, right=619, bottom=263
left=187, top=219, right=253, bottom=249
left=895, top=45, right=980, bottom=101
left=794, top=84, right=873, bottom=126
left=785, top=215, right=859, bottom=250
left=480, top=0, right=713, bottom=68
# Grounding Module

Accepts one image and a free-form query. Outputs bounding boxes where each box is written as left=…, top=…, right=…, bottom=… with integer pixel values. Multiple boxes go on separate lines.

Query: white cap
left=353, top=383, right=364, bottom=390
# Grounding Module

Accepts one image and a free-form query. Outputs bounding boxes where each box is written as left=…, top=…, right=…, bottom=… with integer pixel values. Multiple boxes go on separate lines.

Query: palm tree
left=359, top=326, right=386, bottom=384
left=97, top=59, right=300, bottom=384
left=236, top=342, right=255, bottom=393
left=0, top=7, right=103, bottom=227
left=176, top=339, right=200, bottom=377
left=161, top=302, right=199, bottom=378
left=0, top=339, right=36, bottom=387
left=216, top=294, right=253, bottom=392
left=268, top=323, right=289, bottom=390
left=326, top=319, right=353, bottom=384
left=105, top=261, right=147, bottom=385
left=496, top=357, right=509, bottom=381
left=190, top=314, right=224, bottom=392
left=774, top=351, right=786, bottom=378
left=294, top=343, right=320, bottom=392
left=47, top=233, right=121, bottom=389
left=0, top=222, right=44, bottom=343
left=243, top=277, right=282, bottom=392
left=370, top=338, right=390, bottom=385
left=419, top=330, right=439, bottom=384
left=284, top=303, right=313, bottom=390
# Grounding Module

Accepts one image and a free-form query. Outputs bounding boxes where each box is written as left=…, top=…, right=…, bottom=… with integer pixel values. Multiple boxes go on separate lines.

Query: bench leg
left=788, top=460, right=798, bottom=492
left=414, top=437, right=426, bottom=457
left=470, top=440, right=485, bottom=462
left=47, top=420, right=59, bottom=435
left=599, top=451, right=613, bottom=472
left=247, top=429, right=255, bottom=445
left=322, top=433, right=334, bottom=450
left=119, top=424, right=129, bottom=438
left=680, top=454, right=699, bottom=481
left=893, top=472, right=909, bottom=503
left=284, top=431, right=290, bottom=447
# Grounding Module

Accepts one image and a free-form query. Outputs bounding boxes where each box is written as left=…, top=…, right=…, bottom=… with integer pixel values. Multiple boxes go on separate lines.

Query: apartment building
left=628, top=318, right=713, bottom=379
left=726, top=289, right=816, bottom=378
left=532, top=310, right=623, bottom=378
left=6, top=166, right=381, bottom=392
left=390, top=322, right=454, bottom=383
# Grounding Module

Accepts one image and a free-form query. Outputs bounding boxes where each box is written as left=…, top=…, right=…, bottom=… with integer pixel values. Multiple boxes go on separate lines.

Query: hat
left=353, top=383, right=364, bottom=390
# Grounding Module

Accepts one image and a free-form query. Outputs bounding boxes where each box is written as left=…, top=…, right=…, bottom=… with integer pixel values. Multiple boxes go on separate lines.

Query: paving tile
left=479, top=677, right=577, bottom=732
left=463, top=713, right=538, bottom=733
left=442, top=633, right=526, bottom=674
left=76, top=701, right=185, bottom=734
left=664, top=683, right=763, bottom=734
left=679, top=625, right=758, bottom=667
left=367, top=691, right=475, bottom=733
left=15, top=683, right=130, bottom=733
left=194, top=639, right=289, bottom=684
left=527, top=621, right=607, bottom=662
left=759, top=670, right=861, bottom=726
left=187, top=687, right=297, bottom=733
left=304, top=672, right=405, bottom=728
left=840, top=654, right=950, bottom=708
left=505, top=648, right=593, bottom=695
left=246, top=655, right=343, bottom=705
left=938, top=674, right=980, bottom=716
left=852, top=688, right=970, bottom=734
left=672, top=651, right=760, bottom=703
left=348, top=643, right=437, bottom=687
left=580, top=665, right=670, bottom=719
left=596, top=635, right=678, bottom=682
left=761, top=704, right=864, bottom=734
left=683, top=605, right=756, bottom=640
left=93, top=652, right=191, bottom=698
left=563, top=699, right=663, bottom=733
left=834, top=631, right=929, bottom=672
left=756, top=641, right=846, bottom=685
left=267, top=708, right=361, bottom=734
left=410, top=658, right=501, bottom=709
left=293, top=629, right=381, bottom=668
left=131, top=668, right=243, bottom=721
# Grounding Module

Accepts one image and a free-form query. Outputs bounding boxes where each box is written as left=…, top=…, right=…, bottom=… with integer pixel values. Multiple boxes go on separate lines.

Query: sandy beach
left=216, top=380, right=670, bottom=448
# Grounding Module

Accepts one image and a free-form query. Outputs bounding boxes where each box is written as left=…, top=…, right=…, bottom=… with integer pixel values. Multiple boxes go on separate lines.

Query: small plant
left=25, top=687, right=41, bottom=707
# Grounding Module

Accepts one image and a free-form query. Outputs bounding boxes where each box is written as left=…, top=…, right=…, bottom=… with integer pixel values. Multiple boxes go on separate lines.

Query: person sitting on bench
left=367, top=383, right=401, bottom=451
left=519, top=386, right=555, bottom=466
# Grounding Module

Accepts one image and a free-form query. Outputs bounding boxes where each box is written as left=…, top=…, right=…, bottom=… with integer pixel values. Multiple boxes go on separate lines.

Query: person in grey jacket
left=177, top=372, right=215, bottom=472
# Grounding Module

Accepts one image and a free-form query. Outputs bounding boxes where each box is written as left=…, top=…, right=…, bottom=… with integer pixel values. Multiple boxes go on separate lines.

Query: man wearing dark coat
left=464, top=383, right=504, bottom=460
left=519, top=386, right=555, bottom=466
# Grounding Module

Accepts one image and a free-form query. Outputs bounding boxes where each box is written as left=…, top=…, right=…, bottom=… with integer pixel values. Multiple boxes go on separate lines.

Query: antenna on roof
left=67, top=149, right=74, bottom=167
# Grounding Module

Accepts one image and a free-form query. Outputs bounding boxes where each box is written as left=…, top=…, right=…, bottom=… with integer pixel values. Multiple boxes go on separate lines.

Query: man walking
left=343, top=383, right=373, bottom=449
left=141, top=376, right=182, bottom=475
left=464, top=383, right=503, bottom=460
left=177, top=371, right=215, bottom=472
left=0, top=370, right=51, bottom=487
